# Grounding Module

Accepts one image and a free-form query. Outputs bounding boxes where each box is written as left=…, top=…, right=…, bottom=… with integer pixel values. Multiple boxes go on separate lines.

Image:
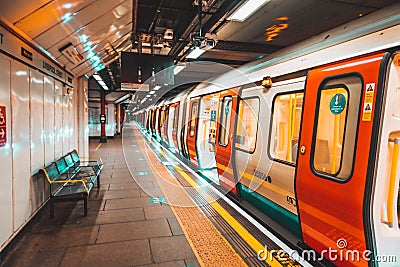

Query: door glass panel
left=312, top=76, right=362, bottom=180
left=270, top=92, right=304, bottom=163
left=189, top=102, right=198, bottom=137
left=219, top=96, right=232, bottom=146
left=236, top=98, right=260, bottom=153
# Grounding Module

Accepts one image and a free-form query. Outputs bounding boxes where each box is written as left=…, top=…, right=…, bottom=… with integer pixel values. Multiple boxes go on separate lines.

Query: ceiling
left=0, top=0, right=398, bottom=105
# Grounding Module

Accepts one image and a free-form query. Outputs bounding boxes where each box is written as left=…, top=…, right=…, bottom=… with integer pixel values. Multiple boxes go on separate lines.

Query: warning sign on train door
left=362, top=83, right=375, bottom=121
left=0, top=106, right=6, bottom=147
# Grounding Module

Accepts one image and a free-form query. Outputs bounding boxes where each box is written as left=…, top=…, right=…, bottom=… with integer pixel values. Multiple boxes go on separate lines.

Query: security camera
left=202, top=39, right=216, bottom=50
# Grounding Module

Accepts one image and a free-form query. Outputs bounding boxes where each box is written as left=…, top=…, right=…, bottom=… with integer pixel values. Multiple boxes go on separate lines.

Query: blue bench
left=40, top=150, right=103, bottom=217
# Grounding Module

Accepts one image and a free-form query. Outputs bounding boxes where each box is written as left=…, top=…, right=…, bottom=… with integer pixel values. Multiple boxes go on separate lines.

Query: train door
left=157, top=107, right=163, bottom=140
left=234, top=83, right=304, bottom=234
left=151, top=108, right=157, bottom=136
left=196, top=94, right=220, bottom=183
left=172, top=103, right=180, bottom=152
left=370, top=51, right=400, bottom=265
left=180, top=97, right=190, bottom=160
left=215, top=88, right=239, bottom=194
left=296, top=52, right=385, bottom=266
left=187, top=97, right=200, bottom=167
left=167, top=104, right=175, bottom=148
left=162, top=105, right=169, bottom=144
left=150, top=109, right=155, bottom=134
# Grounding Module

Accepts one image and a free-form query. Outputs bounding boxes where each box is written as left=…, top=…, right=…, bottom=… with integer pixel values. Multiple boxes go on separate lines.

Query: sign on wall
left=0, top=106, right=6, bottom=147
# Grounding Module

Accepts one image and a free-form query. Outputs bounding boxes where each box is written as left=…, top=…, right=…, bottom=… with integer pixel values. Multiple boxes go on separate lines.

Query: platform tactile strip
left=133, top=129, right=248, bottom=267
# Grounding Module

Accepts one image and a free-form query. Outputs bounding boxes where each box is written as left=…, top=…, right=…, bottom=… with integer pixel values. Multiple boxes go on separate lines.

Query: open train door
left=215, top=87, right=239, bottom=194
left=296, top=52, right=385, bottom=266
left=187, top=97, right=200, bottom=167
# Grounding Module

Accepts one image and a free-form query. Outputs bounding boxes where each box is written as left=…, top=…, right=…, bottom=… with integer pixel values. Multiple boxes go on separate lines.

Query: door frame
left=215, top=87, right=240, bottom=194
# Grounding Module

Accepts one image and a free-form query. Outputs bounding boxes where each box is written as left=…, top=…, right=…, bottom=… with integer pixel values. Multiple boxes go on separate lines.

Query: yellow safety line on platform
left=135, top=130, right=248, bottom=267
left=95, top=143, right=102, bottom=151
left=144, top=134, right=286, bottom=267
left=173, top=165, right=283, bottom=267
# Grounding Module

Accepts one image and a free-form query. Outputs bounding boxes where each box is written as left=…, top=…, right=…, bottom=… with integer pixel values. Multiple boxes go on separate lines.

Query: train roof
left=188, top=3, right=400, bottom=98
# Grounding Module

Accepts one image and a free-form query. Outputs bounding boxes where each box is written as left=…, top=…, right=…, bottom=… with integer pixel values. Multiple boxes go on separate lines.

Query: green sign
left=224, top=104, right=230, bottom=115
left=210, top=110, right=217, bottom=121
left=329, top=93, right=346, bottom=115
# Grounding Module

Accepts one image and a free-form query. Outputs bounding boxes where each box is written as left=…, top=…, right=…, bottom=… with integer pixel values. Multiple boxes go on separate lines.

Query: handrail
left=387, top=137, right=400, bottom=228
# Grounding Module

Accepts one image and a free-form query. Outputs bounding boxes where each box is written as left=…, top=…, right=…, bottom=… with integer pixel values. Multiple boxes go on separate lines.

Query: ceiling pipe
left=198, top=0, right=203, bottom=37
left=132, top=0, right=139, bottom=51
left=148, top=0, right=166, bottom=55
left=148, top=0, right=166, bottom=34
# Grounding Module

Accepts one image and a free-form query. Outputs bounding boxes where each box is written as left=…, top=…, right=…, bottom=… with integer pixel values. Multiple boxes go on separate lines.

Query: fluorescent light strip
left=153, top=85, right=161, bottom=91
left=174, top=64, right=186, bottom=75
left=227, top=0, right=271, bottom=22
left=186, top=47, right=206, bottom=59
left=92, top=73, right=109, bottom=90
left=149, top=91, right=156, bottom=95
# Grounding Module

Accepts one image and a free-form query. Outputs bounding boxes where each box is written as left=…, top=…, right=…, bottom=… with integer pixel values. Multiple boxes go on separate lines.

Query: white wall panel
left=54, top=81, right=62, bottom=159
left=11, top=60, right=31, bottom=231
left=30, top=70, right=44, bottom=172
left=62, top=91, right=70, bottom=155
left=0, top=54, right=13, bottom=248
left=29, top=70, right=45, bottom=212
left=78, top=77, right=89, bottom=158
left=43, top=76, right=55, bottom=165
left=69, top=93, right=74, bottom=151
left=72, top=78, right=79, bottom=150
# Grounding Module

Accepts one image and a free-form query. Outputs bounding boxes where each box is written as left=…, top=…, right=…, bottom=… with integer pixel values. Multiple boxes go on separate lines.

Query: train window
left=160, top=108, right=165, bottom=128
left=269, top=92, right=304, bottom=164
left=219, top=96, right=233, bottom=146
left=236, top=98, right=259, bottom=153
left=312, top=75, right=362, bottom=180
left=170, top=106, right=176, bottom=132
left=189, top=102, right=198, bottom=137
left=174, top=104, right=179, bottom=133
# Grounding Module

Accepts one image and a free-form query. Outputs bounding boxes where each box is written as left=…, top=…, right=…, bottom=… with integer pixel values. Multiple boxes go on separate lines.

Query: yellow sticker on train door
left=362, top=83, right=375, bottom=121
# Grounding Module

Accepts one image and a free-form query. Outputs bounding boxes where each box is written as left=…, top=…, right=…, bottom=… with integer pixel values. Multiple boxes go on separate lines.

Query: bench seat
left=40, top=150, right=103, bottom=217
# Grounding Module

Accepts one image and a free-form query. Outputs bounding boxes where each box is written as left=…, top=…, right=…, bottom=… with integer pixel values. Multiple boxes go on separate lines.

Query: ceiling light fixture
left=92, top=73, right=109, bottom=90
left=186, top=47, right=206, bottom=59
left=153, top=85, right=161, bottom=91
left=174, top=64, right=186, bottom=75
left=227, top=0, right=271, bottom=22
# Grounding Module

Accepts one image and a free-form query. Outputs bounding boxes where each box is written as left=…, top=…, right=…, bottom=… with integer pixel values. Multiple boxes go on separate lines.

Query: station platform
left=0, top=123, right=308, bottom=267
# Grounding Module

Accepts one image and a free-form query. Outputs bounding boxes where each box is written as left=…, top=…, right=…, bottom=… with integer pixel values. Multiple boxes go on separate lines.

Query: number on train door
left=296, top=52, right=385, bottom=266
left=215, top=88, right=239, bottom=194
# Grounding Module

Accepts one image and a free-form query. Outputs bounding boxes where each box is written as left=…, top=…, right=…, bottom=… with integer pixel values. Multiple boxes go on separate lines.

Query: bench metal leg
left=84, top=197, right=88, bottom=216
left=97, top=174, right=100, bottom=188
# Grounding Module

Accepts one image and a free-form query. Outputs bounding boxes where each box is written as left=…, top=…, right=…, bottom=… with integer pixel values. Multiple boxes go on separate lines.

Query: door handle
left=387, top=137, right=400, bottom=228
left=300, top=145, right=306, bottom=155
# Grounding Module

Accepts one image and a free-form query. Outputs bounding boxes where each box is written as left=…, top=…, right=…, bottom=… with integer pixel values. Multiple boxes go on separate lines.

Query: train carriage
left=133, top=5, right=400, bottom=266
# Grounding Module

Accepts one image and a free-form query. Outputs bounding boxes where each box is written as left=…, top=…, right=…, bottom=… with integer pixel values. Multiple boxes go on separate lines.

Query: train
left=132, top=4, right=400, bottom=267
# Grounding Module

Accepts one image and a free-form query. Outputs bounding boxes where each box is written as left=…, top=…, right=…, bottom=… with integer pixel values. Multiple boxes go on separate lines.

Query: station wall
left=0, top=52, right=87, bottom=251
left=88, top=103, right=117, bottom=137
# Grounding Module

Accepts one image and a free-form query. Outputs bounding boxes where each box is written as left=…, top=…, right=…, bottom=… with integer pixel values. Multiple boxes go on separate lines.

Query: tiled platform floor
left=1, top=136, right=199, bottom=267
